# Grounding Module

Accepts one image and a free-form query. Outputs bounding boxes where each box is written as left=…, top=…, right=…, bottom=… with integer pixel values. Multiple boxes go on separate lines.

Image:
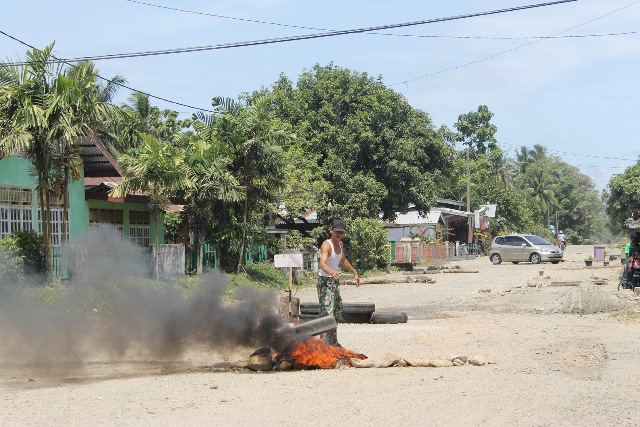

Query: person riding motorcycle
left=621, top=230, right=640, bottom=287
left=558, top=231, right=567, bottom=250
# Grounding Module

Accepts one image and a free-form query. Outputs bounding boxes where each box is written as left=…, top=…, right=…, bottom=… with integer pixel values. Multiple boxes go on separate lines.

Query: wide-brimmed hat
left=332, top=219, right=347, bottom=232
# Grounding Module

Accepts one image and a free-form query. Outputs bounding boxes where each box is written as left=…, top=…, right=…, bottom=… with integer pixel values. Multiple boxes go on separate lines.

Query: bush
left=347, top=218, right=389, bottom=271
left=0, top=240, right=25, bottom=289
left=9, top=230, right=46, bottom=275
left=164, top=212, right=185, bottom=244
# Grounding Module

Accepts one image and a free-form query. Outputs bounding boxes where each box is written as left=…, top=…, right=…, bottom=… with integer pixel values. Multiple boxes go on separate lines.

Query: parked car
left=488, top=234, right=563, bottom=265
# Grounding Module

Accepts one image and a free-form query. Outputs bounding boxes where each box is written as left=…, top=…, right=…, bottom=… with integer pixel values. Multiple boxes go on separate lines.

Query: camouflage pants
left=316, top=275, right=343, bottom=346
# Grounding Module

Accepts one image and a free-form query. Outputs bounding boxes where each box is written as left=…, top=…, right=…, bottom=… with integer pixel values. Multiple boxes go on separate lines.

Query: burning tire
left=371, top=311, right=408, bottom=324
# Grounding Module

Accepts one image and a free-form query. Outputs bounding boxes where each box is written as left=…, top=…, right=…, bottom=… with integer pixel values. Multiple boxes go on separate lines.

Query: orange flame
left=289, top=338, right=366, bottom=369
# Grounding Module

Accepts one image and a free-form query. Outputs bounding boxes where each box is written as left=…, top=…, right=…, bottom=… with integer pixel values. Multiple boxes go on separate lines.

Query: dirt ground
left=2, top=245, right=640, bottom=426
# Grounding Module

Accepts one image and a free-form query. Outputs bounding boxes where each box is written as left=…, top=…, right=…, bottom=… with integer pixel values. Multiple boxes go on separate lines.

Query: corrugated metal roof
left=77, top=135, right=121, bottom=177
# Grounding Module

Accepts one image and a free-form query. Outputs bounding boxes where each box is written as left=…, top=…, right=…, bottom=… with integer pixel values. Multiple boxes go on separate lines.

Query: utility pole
left=466, top=148, right=472, bottom=244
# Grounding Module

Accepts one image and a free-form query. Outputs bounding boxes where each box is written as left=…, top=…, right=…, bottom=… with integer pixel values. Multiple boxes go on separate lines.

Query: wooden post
left=274, top=253, right=303, bottom=324
left=288, top=266, right=293, bottom=317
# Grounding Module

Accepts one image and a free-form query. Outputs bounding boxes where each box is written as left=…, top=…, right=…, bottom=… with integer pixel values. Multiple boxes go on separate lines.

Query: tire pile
left=299, top=302, right=408, bottom=324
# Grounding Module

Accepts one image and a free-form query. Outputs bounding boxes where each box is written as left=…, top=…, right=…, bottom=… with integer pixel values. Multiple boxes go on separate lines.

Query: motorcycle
left=619, top=251, right=640, bottom=291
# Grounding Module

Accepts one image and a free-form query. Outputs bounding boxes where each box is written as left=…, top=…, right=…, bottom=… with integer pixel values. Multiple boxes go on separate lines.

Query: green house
left=0, top=137, right=163, bottom=247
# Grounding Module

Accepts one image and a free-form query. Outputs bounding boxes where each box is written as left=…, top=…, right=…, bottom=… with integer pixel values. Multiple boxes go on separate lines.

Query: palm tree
left=529, top=144, right=548, bottom=163
left=180, top=113, right=245, bottom=273
left=487, top=148, right=512, bottom=188
left=212, top=95, right=293, bottom=272
left=111, top=133, right=191, bottom=280
left=128, top=92, right=151, bottom=133
left=53, top=61, right=124, bottom=246
left=515, top=146, right=532, bottom=175
left=528, top=168, right=558, bottom=228
left=0, top=44, right=120, bottom=278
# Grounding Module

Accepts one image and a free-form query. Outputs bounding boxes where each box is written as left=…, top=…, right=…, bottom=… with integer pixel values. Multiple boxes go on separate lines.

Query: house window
left=0, top=186, right=33, bottom=240
left=37, top=208, right=69, bottom=246
left=89, top=208, right=124, bottom=239
left=129, top=210, right=150, bottom=247
left=36, top=195, right=70, bottom=246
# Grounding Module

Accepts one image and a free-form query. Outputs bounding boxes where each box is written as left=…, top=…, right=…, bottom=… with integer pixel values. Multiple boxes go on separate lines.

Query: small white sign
left=274, top=253, right=304, bottom=268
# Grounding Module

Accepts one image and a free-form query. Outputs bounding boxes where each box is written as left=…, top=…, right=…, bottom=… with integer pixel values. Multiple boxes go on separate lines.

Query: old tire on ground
left=490, top=254, right=502, bottom=265
left=299, top=302, right=375, bottom=315
left=339, top=312, right=372, bottom=324
left=298, top=313, right=320, bottom=322
left=370, top=311, right=408, bottom=324
left=530, top=253, right=542, bottom=264
left=298, top=313, right=371, bottom=324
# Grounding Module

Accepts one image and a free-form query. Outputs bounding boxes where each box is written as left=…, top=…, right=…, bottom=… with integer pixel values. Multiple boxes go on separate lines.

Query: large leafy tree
left=262, top=64, right=454, bottom=222
left=606, top=163, right=640, bottom=235
left=453, top=105, right=498, bottom=242
left=454, top=105, right=497, bottom=155
left=553, top=163, right=605, bottom=243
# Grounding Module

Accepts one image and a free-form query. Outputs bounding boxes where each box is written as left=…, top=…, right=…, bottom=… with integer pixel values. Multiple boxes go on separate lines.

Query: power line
left=2, top=0, right=577, bottom=65
left=498, top=142, right=639, bottom=163
left=124, top=0, right=328, bottom=31
left=0, top=30, right=215, bottom=113
left=126, top=0, right=631, bottom=41
left=392, top=0, right=640, bottom=86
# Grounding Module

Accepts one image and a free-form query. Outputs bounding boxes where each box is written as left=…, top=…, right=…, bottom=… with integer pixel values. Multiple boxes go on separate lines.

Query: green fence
left=186, top=243, right=219, bottom=273
left=52, top=246, right=69, bottom=282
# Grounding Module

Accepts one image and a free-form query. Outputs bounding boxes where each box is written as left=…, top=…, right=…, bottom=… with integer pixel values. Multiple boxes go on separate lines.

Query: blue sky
left=2, top=0, right=638, bottom=192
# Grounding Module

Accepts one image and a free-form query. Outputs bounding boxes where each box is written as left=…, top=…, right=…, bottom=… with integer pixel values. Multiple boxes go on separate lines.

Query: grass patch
left=614, top=309, right=640, bottom=321
left=30, top=280, right=66, bottom=305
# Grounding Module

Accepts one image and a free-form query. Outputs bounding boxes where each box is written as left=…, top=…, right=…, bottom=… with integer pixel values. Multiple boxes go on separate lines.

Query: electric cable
left=497, top=141, right=639, bottom=163
left=2, top=0, right=577, bottom=65
left=0, top=30, right=215, bottom=113
left=391, top=0, right=640, bottom=86
left=124, top=0, right=635, bottom=41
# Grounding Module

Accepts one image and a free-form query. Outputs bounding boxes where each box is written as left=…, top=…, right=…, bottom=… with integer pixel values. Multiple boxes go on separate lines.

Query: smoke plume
left=0, top=234, right=293, bottom=375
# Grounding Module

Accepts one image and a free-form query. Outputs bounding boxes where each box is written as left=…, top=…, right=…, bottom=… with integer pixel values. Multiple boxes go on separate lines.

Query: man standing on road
left=317, top=219, right=361, bottom=347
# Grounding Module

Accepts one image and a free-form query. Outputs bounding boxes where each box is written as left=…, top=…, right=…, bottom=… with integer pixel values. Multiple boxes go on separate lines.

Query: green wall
left=0, top=156, right=163, bottom=245
left=85, top=199, right=164, bottom=244
left=1, top=156, right=86, bottom=239
left=0, top=156, right=34, bottom=187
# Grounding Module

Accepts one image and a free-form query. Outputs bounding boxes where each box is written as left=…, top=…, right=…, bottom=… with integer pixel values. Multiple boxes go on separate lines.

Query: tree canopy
left=257, top=63, right=455, bottom=222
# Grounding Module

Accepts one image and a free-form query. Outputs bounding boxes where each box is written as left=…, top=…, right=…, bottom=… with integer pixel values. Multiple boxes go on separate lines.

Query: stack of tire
left=299, top=302, right=408, bottom=324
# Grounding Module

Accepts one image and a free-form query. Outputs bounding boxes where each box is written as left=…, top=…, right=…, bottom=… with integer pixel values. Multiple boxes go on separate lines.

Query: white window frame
left=0, top=186, right=34, bottom=240
left=129, top=210, right=150, bottom=247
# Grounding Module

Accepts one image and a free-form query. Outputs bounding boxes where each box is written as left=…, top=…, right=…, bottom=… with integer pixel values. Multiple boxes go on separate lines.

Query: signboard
left=274, top=253, right=304, bottom=268
left=479, top=204, right=497, bottom=218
